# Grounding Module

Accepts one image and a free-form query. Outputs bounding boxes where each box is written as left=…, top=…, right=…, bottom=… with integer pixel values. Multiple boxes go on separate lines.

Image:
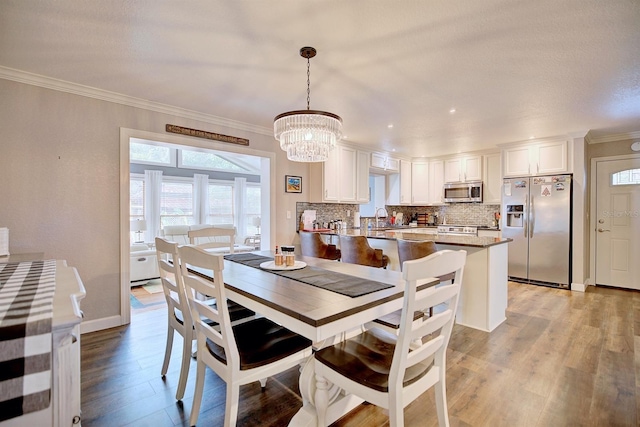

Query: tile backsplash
left=296, top=202, right=501, bottom=229
left=386, top=204, right=501, bottom=227
left=296, top=202, right=360, bottom=230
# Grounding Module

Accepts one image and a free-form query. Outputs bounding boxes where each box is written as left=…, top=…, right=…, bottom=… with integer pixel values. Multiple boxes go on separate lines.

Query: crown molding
left=0, top=66, right=273, bottom=137
left=586, top=130, right=640, bottom=144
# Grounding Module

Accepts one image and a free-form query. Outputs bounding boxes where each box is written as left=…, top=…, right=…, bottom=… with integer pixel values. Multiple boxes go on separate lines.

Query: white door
left=595, top=158, right=640, bottom=289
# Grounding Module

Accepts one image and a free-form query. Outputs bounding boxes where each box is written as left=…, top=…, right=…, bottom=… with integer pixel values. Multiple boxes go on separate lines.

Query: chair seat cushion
left=206, top=317, right=311, bottom=370
left=314, top=328, right=431, bottom=393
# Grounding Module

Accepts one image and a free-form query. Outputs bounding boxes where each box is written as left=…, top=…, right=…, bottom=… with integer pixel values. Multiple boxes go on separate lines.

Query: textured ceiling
left=1, top=0, right=639, bottom=157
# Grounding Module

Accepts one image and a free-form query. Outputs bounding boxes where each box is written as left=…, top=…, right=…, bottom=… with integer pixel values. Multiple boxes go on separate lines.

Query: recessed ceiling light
left=449, top=108, right=456, bottom=114
left=529, top=135, right=535, bottom=139
left=387, top=124, right=394, bottom=129
left=392, top=148, right=396, bottom=152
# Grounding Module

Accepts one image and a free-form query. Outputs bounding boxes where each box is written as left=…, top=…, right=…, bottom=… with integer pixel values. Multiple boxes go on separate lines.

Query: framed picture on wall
left=285, top=175, right=302, bottom=193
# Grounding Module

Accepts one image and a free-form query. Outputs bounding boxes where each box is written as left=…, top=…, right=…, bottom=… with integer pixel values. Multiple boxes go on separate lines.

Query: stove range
left=436, top=225, right=478, bottom=236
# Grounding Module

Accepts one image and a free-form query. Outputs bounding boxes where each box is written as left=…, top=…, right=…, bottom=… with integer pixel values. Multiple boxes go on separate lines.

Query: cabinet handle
left=73, top=415, right=81, bottom=425
left=71, top=333, right=78, bottom=344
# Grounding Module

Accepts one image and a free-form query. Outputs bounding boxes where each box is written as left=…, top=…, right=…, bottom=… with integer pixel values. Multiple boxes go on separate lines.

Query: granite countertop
left=314, top=229, right=511, bottom=248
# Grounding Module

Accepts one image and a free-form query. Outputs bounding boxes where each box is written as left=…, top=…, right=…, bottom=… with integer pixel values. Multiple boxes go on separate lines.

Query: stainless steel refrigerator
left=502, top=174, right=572, bottom=288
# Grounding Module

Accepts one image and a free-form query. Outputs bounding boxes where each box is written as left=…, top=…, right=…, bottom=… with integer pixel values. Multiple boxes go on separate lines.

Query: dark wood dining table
left=190, top=251, right=439, bottom=426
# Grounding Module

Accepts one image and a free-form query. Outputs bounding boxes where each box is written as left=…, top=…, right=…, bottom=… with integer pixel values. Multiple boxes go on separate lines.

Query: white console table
left=0, top=260, right=85, bottom=427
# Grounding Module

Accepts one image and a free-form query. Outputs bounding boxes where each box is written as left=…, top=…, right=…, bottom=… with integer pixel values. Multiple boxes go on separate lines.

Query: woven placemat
left=225, top=253, right=393, bottom=298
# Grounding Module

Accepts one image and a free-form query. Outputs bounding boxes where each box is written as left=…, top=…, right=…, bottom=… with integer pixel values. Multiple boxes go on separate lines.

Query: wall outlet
left=286, top=210, right=291, bottom=219
left=347, top=210, right=351, bottom=217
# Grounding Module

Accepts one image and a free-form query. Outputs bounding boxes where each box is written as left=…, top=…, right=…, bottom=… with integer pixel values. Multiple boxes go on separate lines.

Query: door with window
left=595, top=158, right=640, bottom=289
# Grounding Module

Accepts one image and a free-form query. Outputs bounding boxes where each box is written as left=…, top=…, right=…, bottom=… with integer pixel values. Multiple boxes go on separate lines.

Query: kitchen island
left=313, top=229, right=511, bottom=332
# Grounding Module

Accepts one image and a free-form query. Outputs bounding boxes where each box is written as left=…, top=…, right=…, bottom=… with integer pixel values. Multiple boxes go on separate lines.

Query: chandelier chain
left=306, top=56, right=311, bottom=110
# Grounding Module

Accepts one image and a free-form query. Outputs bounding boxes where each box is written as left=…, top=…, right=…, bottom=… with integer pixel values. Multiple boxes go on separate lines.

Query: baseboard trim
left=81, top=315, right=124, bottom=334
left=571, top=281, right=589, bottom=293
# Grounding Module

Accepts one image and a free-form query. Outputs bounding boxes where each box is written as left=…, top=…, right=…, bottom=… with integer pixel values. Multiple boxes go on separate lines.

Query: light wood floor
left=81, top=282, right=640, bottom=426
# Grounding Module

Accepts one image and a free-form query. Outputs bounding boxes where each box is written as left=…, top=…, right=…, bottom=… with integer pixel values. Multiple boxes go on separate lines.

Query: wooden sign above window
left=166, top=124, right=249, bottom=146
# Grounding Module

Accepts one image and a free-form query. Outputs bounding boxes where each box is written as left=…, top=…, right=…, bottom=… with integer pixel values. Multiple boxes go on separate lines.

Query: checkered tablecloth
left=0, top=260, right=56, bottom=422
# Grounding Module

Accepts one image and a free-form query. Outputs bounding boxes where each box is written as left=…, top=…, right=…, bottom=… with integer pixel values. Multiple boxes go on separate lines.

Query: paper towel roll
left=353, top=212, right=361, bottom=228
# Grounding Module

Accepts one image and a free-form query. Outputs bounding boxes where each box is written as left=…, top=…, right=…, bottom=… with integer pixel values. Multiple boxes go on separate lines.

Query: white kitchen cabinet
left=356, top=150, right=370, bottom=203
left=483, top=152, right=502, bottom=204
left=478, top=229, right=502, bottom=238
left=411, top=161, right=429, bottom=204
left=503, top=140, right=568, bottom=177
left=427, top=159, right=444, bottom=205
left=309, top=145, right=369, bottom=203
left=387, top=159, right=412, bottom=205
left=444, top=155, right=482, bottom=183
left=339, top=146, right=357, bottom=202
left=370, top=152, right=400, bottom=173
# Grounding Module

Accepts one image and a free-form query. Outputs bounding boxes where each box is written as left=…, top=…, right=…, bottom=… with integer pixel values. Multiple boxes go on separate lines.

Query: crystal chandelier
left=274, top=47, right=343, bottom=162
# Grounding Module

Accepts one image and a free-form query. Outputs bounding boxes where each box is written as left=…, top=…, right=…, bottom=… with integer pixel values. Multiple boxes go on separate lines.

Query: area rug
left=142, top=279, right=163, bottom=294
left=130, top=294, right=144, bottom=309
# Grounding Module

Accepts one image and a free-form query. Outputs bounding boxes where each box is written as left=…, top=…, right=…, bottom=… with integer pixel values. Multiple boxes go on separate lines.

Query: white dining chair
left=177, top=245, right=313, bottom=426
left=314, top=249, right=467, bottom=427
left=155, top=237, right=194, bottom=401
left=368, top=239, right=442, bottom=334
left=155, top=237, right=255, bottom=401
left=188, top=226, right=237, bottom=253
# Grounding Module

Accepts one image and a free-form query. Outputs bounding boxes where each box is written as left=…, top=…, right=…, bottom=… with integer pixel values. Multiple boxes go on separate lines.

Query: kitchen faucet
left=375, top=207, right=388, bottom=228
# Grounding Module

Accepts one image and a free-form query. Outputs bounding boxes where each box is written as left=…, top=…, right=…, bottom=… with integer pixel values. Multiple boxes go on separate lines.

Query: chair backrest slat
left=390, top=249, right=466, bottom=388
left=155, top=237, right=188, bottom=323
left=188, top=227, right=236, bottom=253
left=178, top=245, right=240, bottom=366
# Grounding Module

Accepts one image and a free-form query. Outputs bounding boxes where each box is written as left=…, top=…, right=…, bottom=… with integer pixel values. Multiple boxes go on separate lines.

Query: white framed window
left=245, top=184, right=261, bottom=236
left=129, top=172, right=262, bottom=237
left=207, top=182, right=234, bottom=225
left=130, top=176, right=145, bottom=242
left=160, top=178, right=194, bottom=226
left=179, top=149, right=248, bottom=172
left=612, top=168, right=640, bottom=186
left=130, top=139, right=176, bottom=166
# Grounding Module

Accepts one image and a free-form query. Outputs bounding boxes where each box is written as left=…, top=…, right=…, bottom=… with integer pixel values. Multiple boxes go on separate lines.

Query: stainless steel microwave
left=443, top=181, right=483, bottom=203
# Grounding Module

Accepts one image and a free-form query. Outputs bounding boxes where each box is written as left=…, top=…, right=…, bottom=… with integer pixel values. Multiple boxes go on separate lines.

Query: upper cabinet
left=482, top=152, right=502, bottom=204
left=503, top=140, right=569, bottom=177
left=387, top=159, right=412, bottom=205
left=370, top=152, right=400, bottom=174
left=309, top=145, right=370, bottom=203
left=411, top=161, right=429, bottom=205
left=444, top=155, right=482, bottom=183
left=356, top=150, right=370, bottom=203
left=427, top=159, right=444, bottom=205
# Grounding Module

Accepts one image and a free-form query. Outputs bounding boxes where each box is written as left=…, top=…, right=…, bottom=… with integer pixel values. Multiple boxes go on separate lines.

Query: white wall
left=0, top=78, right=306, bottom=328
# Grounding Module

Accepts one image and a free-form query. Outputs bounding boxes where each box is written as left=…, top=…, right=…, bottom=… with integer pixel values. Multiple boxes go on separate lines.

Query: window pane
left=130, top=141, right=172, bottom=164
left=246, top=186, right=261, bottom=235
left=182, top=149, right=246, bottom=171
left=208, top=184, right=234, bottom=224
left=130, top=178, right=145, bottom=243
left=161, top=181, right=193, bottom=226
left=130, top=179, right=144, bottom=217
left=612, top=169, right=640, bottom=186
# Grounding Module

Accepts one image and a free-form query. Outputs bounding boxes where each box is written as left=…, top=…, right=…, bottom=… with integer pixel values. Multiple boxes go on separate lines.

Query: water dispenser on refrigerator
left=506, top=205, right=524, bottom=228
